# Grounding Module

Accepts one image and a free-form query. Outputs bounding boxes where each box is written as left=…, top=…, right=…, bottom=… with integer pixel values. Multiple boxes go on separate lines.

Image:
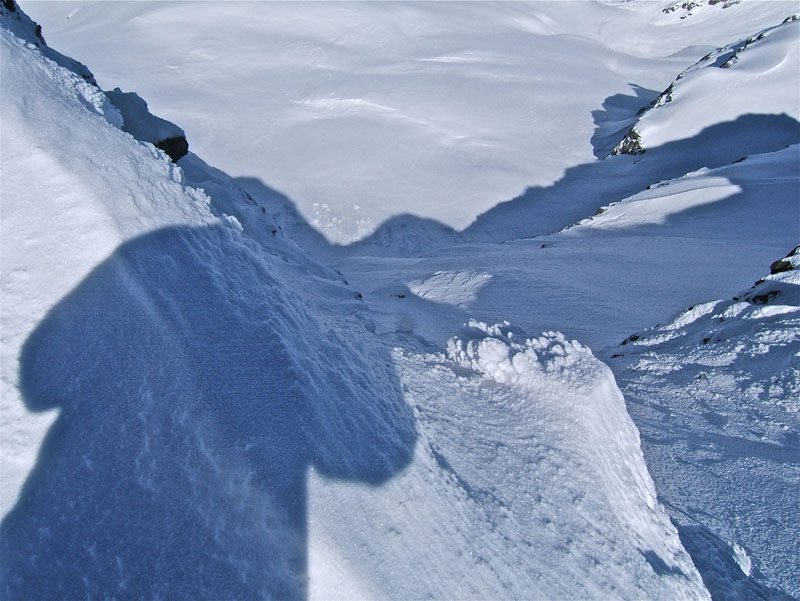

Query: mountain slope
left=23, top=0, right=798, bottom=244
left=612, top=250, right=799, bottom=598
left=1, top=5, right=712, bottom=600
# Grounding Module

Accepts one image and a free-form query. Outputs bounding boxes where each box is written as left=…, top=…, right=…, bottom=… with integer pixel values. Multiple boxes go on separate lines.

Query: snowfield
left=22, top=0, right=797, bottom=244
left=2, top=1, right=798, bottom=600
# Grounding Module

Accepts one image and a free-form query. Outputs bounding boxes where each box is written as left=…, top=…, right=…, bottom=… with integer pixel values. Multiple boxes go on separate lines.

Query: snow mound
left=613, top=251, right=800, bottom=597
left=308, top=322, right=709, bottom=600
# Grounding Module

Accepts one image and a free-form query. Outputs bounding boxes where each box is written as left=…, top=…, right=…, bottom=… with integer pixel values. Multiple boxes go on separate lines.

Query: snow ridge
left=613, top=17, right=799, bottom=155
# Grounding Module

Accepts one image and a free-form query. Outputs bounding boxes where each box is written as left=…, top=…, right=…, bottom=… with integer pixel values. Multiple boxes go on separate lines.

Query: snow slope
left=321, top=15, right=799, bottom=598
left=612, top=250, right=800, bottom=599
left=1, top=12, right=415, bottom=600
left=613, top=16, right=800, bottom=154
left=22, top=0, right=797, bottom=243
left=1, top=5, right=712, bottom=600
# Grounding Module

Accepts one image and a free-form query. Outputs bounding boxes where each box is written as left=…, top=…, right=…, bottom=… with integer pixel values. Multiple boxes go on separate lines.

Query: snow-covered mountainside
left=612, top=249, right=799, bottom=599
left=1, top=1, right=798, bottom=599
left=22, top=0, right=797, bottom=244
left=613, top=15, right=799, bottom=155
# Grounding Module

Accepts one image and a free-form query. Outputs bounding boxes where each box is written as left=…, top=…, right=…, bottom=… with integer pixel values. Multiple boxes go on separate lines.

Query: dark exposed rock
left=637, top=83, right=674, bottom=116
left=769, top=245, right=799, bottom=274
left=748, top=291, right=781, bottom=305
left=611, top=128, right=645, bottom=156
left=155, top=136, right=189, bottom=163
left=621, top=334, right=640, bottom=346
left=664, top=0, right=741, bottom=13
left=770, top=259, right=793, bottom=274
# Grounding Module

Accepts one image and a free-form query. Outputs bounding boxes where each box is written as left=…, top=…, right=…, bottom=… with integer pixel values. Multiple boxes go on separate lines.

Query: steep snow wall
left=308, top=324, right=709, bottom=600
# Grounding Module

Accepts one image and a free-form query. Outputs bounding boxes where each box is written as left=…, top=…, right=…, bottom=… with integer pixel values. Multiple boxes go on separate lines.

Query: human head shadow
left=1, top=224, right=416, bottom=601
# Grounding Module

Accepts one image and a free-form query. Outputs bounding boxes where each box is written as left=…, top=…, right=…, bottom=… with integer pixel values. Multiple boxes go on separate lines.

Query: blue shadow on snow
left=1, top=224, right=417, bottom=601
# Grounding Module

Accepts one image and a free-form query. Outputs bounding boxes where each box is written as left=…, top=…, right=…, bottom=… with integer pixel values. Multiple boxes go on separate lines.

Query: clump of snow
left=732, top=543, right=753, bottom=577
left=447, top=322, right=602, bottom=389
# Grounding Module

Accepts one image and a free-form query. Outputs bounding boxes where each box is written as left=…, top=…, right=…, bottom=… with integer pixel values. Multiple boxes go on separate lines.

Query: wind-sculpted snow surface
left=1, top=20, right=415, bottom=600
left=2, top=225, right=417, bottom=601
left=307, top=323, right=709, bottom=600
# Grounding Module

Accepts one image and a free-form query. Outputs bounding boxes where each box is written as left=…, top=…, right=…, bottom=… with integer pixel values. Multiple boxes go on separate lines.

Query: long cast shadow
left=289, top=112, right=798, bottom=257
left=1, top=224, right=416, bottom=600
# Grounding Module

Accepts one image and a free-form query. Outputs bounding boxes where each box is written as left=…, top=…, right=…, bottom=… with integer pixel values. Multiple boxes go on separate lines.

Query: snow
left=408, top=271, right=493, bottom=309
left=612, top=264, right=800, bottom=598
left=21, top=0, right=797, bottom=243
left=307, top=330, right=707, bottom=600
left=2, top=21, right=417, bottom=599
left=104, top=87, right=184, bottom=145
left=630, top=19, right=800, bottom=151
left=2, top=1, right=799, bottom=599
